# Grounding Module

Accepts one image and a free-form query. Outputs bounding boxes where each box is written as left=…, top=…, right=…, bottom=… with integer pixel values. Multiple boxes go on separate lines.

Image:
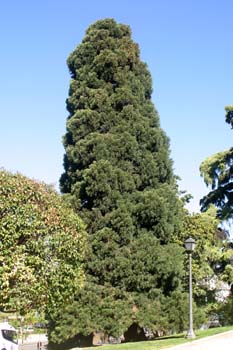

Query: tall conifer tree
left=58, top=19, right=184, bottom=343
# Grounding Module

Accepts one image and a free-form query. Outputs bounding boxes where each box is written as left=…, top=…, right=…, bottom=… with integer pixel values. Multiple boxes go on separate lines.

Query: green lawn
left=84, top=326, right=233, bottom=350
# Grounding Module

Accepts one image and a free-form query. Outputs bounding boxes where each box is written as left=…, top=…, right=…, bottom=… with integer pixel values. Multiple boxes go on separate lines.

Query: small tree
left=0, top=169, right=86, bottom=318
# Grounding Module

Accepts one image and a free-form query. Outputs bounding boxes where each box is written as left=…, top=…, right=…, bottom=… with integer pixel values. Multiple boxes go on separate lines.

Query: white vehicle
left=0, top=322, right=18, bottom=350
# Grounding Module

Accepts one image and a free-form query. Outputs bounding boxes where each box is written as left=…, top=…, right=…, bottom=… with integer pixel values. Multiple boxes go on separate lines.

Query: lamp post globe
left=185, top=237, right=196, bottom=339
left=184, top=237, right=196, bottom=252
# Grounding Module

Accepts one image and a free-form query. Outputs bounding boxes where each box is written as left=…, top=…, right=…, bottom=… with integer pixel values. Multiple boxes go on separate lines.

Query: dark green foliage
left=59, top=18, right=184, bottom=343
left=225, top=106, right=233, bottom=128
left=200, top=106, right=233, bottom=219
left=49, top=283, right=133, bottom=343
left=163, top=291, right=206, bottom=333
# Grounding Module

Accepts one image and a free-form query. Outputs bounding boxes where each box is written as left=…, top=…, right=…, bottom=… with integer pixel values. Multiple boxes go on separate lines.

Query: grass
left=84, top=326, right=233, bottom=350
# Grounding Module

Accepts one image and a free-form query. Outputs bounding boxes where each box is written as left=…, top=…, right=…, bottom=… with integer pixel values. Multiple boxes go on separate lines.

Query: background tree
left=200, top=106, right=233, bottom=219
left=181, top=206, right=233, bottom=325
left=181, top=208, right=221, bottom=299
left=0, top=169, right=86, bottom=319
left=199, top=106, right=233, bottom=326
left=58, top=18, right=185, bottom=345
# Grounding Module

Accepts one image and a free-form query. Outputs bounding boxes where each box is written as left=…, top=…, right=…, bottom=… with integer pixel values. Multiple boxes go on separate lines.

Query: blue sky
left=0, top=0, right=232, bottom=213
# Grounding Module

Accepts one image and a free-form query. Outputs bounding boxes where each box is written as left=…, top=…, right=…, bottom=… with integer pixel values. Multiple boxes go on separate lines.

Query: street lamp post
left=184, top=237, right=196, bottom=339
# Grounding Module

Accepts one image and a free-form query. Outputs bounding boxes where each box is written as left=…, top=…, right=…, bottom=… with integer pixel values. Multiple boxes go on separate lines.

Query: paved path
left=19, top=334, right=48, bottom=350
left=19, top=341, right=47, bottom=350
left=167, top=330, right=233, bottom=350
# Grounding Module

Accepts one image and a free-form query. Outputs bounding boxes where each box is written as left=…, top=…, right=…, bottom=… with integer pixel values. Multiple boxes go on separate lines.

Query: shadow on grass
left=152, top=334, right=185, bottom=341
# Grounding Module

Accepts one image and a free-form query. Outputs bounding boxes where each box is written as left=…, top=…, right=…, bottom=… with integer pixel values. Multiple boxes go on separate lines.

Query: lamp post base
left=186, top=329, right=196, bottom=339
